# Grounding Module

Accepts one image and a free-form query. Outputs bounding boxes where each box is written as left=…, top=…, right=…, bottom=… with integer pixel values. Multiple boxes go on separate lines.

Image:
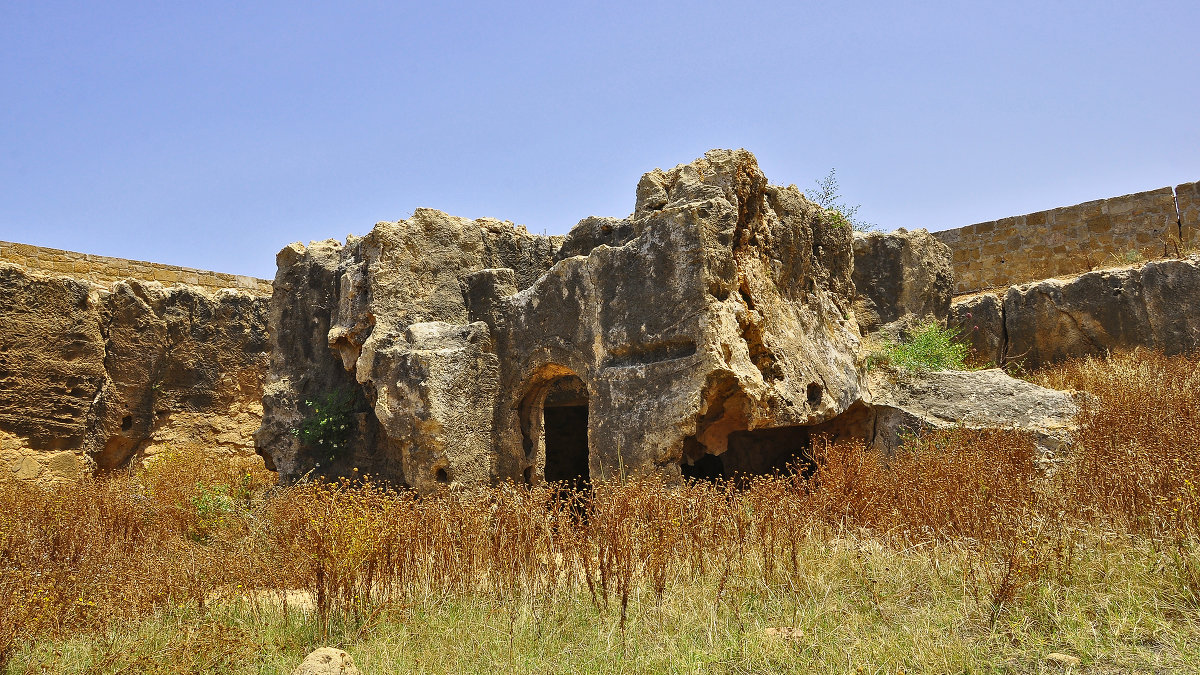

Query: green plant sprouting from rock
left=292, top=388, right=360, bottom=460
left=807, top=168, right=877, bottom=232
left=868, top=322, right=970, bottom=373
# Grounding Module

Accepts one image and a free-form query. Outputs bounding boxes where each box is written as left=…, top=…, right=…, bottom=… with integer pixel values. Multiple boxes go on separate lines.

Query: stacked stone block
left=0, top=241, right=272, bottom=294
left=934, top=183, right=1196, bottom=294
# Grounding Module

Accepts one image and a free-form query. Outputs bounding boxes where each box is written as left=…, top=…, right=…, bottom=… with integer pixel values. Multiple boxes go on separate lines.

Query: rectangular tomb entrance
left=521, top=371, right=590, bottom=490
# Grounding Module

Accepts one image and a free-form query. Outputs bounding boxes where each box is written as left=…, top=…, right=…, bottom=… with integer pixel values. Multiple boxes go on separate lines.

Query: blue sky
left=2, top=1, right=1197, bottom=279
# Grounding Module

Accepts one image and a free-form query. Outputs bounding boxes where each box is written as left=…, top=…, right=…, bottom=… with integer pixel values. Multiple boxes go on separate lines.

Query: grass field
left=3, top=350, right=1200, bottom=673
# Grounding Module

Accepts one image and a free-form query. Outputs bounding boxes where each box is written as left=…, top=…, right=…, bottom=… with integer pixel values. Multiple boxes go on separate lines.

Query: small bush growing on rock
left=807, top=168, right=877, bottom=232
left=292, top=388, right=360, bottom=459
left=868, top=322, right=970, bottom=373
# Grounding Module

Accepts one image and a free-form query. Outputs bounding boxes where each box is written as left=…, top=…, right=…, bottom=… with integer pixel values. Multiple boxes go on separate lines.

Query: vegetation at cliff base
left=2, top=350, right=1200, bottom=673
left=292, top=387, right=360, bottom=459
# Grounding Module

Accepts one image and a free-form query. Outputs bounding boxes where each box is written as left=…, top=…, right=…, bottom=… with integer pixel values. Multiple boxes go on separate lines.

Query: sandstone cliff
left=0, top=263, right=269, bottom=482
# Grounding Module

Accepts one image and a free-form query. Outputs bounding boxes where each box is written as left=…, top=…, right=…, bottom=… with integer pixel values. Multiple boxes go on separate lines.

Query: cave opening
left=681, top=425, right=816, bottom=484
left=680, top=400, right=880, bottom=485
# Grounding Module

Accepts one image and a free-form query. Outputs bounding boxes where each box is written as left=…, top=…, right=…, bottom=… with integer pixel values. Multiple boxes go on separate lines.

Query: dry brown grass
left=1035, top=349, right=1200, bottom=536
left=3, top=350, right=1200, bottom=671
left=0, top=450, right=273, bottom=667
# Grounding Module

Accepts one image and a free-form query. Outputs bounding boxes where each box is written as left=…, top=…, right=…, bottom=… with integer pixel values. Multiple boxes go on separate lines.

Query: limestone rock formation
left=0, top=263, right=269, bottom=481
left=258, top=149, right=1079, bottom=490
left=258, top=150, right=864, bottom=488
left=948, top=292, right=1005, bottom=366
left=254, top=212, right=563, bottom=485
left=866, top=369, right=1078, bottom=456
left=852, top=229, right=953, bottom=338
left=949, top=254, right=1200, bottom=368
left=292, top=648, right=361, bottom=675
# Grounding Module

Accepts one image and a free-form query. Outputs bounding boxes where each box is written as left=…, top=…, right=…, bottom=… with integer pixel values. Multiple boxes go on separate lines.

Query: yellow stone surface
left=14, top=456, right=42, bottom=480
left=44, top=451, right=82, bottom=480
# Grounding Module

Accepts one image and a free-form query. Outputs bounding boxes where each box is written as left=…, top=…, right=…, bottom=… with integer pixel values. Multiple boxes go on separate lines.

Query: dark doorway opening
left=539, top=374, right=590, bottom=490
left=680, top=449, right=726, bottom=481
left=681, top=425, right=815, bottom=484
left=544, top=405, right=589, bottom=486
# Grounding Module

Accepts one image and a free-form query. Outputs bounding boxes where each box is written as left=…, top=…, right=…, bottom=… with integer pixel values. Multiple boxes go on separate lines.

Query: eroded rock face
left=852, top=228, right=953, bottom=338
left=0, top=263, right=269, bottom=481
left=948, top=292, right=1005, bottom=366
left=258, top=149, right=1079, bottom=490
left=1004, top=255, right=1200, bottom=368
left=948, top=254, right=1200, bottom=368
left=255, top=212, right=563, bottom=485
left=258, top=150, right=866, bottom=488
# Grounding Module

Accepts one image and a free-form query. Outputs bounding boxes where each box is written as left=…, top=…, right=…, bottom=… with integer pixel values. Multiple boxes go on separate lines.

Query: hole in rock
left=680, top=450, right=725, bottom=481
left=738, top=279, right=756, bottom=310
left=435, top=468, right=449, bottom=483
left=120, top=415, right=133, bottom=431
left=807, top=382, right=823, bottom=405
left=681, top=425, right=815, bottom=484
left=519, top=368, right=591, bottom=490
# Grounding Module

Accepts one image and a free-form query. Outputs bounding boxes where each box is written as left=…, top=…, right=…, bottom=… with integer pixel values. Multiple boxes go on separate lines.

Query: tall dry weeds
left=5, top=349, right=1200, bottom=665
left=0, top=449, right=274, bottom=667
left=1036, top=349, right=1200, bottom=535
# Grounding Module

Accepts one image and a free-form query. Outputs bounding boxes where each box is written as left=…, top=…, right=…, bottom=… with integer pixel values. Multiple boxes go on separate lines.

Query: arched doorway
left=519, top=369, right=590, bottom=489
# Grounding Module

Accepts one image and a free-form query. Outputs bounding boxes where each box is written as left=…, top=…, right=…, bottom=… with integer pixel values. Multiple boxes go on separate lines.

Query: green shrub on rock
left=869, top=322, right=970, bottom=373
left=292, top=388, right=359, bottom=459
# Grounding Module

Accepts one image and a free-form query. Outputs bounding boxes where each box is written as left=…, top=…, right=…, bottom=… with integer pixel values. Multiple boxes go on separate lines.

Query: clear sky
left=3, top=1, right=1197, bottom=279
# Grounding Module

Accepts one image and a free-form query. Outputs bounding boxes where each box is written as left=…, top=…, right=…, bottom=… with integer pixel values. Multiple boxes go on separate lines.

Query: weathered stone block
left=949, top=293, right=1004, bottom=365
left=852, top=229, right=952, bottom=338
left=981, top=242, right=1006, bottom=256
left=1003, top=255, right=1200, bottom=367
left=1085, top=216, right=1112, bottom=233
left=1178, top=181, right=1200, bottom=247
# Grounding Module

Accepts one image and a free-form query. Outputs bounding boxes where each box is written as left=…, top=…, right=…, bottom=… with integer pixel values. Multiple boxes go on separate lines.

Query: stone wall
left=934, top=182, right=1199, bottom=294
left=1178, top=181, right=1200, bottom=248
left=0, top=240, right=272, bottom=294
